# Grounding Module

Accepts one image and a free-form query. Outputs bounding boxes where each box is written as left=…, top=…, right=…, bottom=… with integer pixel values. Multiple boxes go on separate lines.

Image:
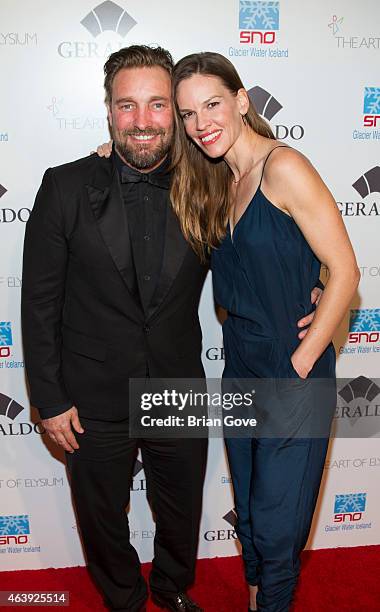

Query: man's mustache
left=121, top=128, right=166, bottom=137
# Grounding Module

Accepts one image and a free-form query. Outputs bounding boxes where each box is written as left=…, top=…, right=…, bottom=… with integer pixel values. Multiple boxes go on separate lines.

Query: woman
left=170, top=52, right=359, bottom=612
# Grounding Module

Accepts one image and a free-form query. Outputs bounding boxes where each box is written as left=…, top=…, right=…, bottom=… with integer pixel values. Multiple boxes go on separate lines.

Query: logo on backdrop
left=229, top=1, right=288, bottom=59
left=325, top=492, right=371, bottom=534
left=0, top=276, right=22, bottom=289
left=203, top=509, right=237, bottom=542
left=363, top=87, right=380, bottom=128
left=321, top=263, right=380, bottom=282
left=338, top=376, right=380, bottom=405
left=342, top=309, right=380, bottom=355
left=0, top=322, right=12, bottom=359
left=0, top=515, right=41, bottom=553
left=0, top=393, right=44, bottom=436
left=334, top=376, right=380, bottom=424
left=47, top=97, right=107, bottom=131
left=205, top=347, right=225, bottom=360
left=328, top=15, right=344, bottom=37
left=248, top=86, right=304, bottom=140
left=0, top=132, right=8, bottom=143
left=0, top=184, right=31, bottom=223
left=336, top=170, right=380, bottom=216
left=0, top=515, right=30, bottom=546
left=334, top=493, right=367, bottom=523
left=239, top=1, right=279, bottom=44
left=352, top=167, right=380, bottom=198
left=0, top=33, right=37, bottom=46
left=131, top=458, right=146, bottom=492
left=325, top=456, right=380, bottom=469
left=328, top=14, right=380, bottom=50
left=0, top=477, right=65, bottom=489
left=352, top=87, right=380, bottom=141
left=58, top=1, right=137, bottom=58
left=81, top=1, right=137, bottom=37
left=0, top=323, right=24, bottom=370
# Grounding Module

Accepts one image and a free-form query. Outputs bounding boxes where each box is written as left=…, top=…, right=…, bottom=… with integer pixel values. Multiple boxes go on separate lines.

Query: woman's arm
left=264, top=148, right=360, bottom=378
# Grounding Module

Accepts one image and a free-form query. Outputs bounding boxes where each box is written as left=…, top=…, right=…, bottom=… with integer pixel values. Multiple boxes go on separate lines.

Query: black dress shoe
left=151, top=591, right=203, bottom=611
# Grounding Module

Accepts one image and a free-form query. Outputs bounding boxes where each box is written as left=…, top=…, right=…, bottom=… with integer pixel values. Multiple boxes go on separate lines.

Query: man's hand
left=297, top=286, right=323, bottom=339
left=42, top=406, right=84, bottom=453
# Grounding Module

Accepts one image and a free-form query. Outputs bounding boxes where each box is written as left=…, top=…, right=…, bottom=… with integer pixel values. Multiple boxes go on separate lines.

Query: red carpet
left=1, top=547, right=379, bottom=611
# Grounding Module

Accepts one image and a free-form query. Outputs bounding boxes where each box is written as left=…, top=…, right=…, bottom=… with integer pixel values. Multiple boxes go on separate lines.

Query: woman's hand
left=290, top=352, right=312, bottom=379
left=91, top=140, right=113, bottom=157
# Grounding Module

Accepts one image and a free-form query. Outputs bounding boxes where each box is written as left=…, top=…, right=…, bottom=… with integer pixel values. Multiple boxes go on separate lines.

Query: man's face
left=107, top=66, right=174, bottom=171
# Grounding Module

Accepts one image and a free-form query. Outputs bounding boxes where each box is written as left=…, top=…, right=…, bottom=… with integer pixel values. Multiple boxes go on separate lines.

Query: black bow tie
left=121, top=164, right=171, bottom=190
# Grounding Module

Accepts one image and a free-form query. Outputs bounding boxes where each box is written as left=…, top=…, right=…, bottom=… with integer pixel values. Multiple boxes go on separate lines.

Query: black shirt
left=113, top=149, right=171, bottom=312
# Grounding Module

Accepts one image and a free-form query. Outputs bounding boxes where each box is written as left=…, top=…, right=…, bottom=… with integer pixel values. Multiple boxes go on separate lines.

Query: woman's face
left=176, top=73, right=247, bottom=158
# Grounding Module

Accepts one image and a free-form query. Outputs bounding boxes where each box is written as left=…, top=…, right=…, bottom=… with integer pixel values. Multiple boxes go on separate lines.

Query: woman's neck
left=224, top=127, right=261, bottom=183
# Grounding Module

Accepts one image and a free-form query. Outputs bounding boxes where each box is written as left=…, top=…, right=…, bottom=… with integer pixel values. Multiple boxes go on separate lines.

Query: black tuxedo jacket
left=21, top=154, right=208, bottom=421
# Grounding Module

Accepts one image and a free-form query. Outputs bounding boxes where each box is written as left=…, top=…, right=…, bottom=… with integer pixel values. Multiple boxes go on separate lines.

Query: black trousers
left=65, top=417, right=208, bottom=611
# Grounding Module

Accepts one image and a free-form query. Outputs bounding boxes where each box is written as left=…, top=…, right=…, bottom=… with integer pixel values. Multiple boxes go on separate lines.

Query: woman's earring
left=241, top=113, right=247, bottom=125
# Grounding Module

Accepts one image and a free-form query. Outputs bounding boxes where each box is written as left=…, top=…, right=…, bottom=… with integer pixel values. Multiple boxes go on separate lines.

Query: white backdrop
left=0, top=0, right=379, bottom=570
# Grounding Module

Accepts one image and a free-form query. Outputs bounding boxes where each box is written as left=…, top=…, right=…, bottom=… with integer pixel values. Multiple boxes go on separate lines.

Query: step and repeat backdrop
left=0, top=0, right=379, bottom=570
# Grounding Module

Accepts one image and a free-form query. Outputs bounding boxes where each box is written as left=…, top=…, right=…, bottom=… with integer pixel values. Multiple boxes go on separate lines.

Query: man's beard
left=114, top=127, right=173, bottom=170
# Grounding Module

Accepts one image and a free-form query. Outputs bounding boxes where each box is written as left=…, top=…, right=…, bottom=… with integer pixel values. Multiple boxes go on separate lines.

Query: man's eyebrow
left=114, top=95, right=170, bottom=104
left=179, top=95, right=222, bottom=112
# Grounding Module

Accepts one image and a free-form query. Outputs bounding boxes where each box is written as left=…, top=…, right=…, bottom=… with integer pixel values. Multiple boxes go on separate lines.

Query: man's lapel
left=147, top=200, right=189, bottom=319
left=86, top=157, right=140, bottom=306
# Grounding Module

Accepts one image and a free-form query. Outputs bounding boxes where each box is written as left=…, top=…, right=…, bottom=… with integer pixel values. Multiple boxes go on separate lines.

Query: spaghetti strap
left=258, top=145, right=289, bottom=188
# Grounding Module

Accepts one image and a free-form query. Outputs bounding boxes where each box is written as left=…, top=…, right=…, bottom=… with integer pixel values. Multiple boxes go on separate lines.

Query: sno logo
left=0, top=515, right=30, bottom=536
left=0, top=515, right=30, bottom=545
left=352, top=166, right=380, bottom=198
left=348, top=309, right=380, bottom=346
left=334, top=493, right=366, bottom=523
left=363, top=87, right=380, bottom=128
left=334, top=493, right=366, bottom=513
left=0, top=322, right=13, bottom=358
left=239, top=1, right=279, bottom=30
left=349, top=309, right=380, bottom=331
left=239, top=1, right=279, bottom=45
left=248, top=86, right=282, bottom=120
left=81, top=1, right=137, bottom=37
left=364, top=87, right=380, bottom=114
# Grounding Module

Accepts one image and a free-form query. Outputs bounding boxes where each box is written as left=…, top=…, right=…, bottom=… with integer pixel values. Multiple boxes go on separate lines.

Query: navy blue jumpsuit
left=211, top=147, right=336, bottom=611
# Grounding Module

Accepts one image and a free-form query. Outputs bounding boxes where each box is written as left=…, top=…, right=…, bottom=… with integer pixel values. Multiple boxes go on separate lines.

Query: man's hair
left=104, top=44, right=174, bottom=105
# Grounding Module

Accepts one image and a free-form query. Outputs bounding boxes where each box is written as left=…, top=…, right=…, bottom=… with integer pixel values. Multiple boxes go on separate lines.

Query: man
left=22, top=45, right=319, bottom=612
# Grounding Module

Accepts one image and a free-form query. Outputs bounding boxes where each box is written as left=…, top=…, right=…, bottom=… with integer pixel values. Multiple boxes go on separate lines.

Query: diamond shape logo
left=0, top=393, right=24, bottom=421
left=248, top=86, right=283, bottom=120
left=222, top=509, right=237, bottom=527
left=338, top=376, right=380, bottom=404
left=352, top=166, right=380, bottom=197
left=81, top=1, right=137, bottom=38
left=133, top=458, right=144, bottom=477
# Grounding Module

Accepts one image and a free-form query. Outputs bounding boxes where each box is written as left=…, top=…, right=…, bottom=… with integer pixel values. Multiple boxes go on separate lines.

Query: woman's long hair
left=170, top=52, right=275, bottom=260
